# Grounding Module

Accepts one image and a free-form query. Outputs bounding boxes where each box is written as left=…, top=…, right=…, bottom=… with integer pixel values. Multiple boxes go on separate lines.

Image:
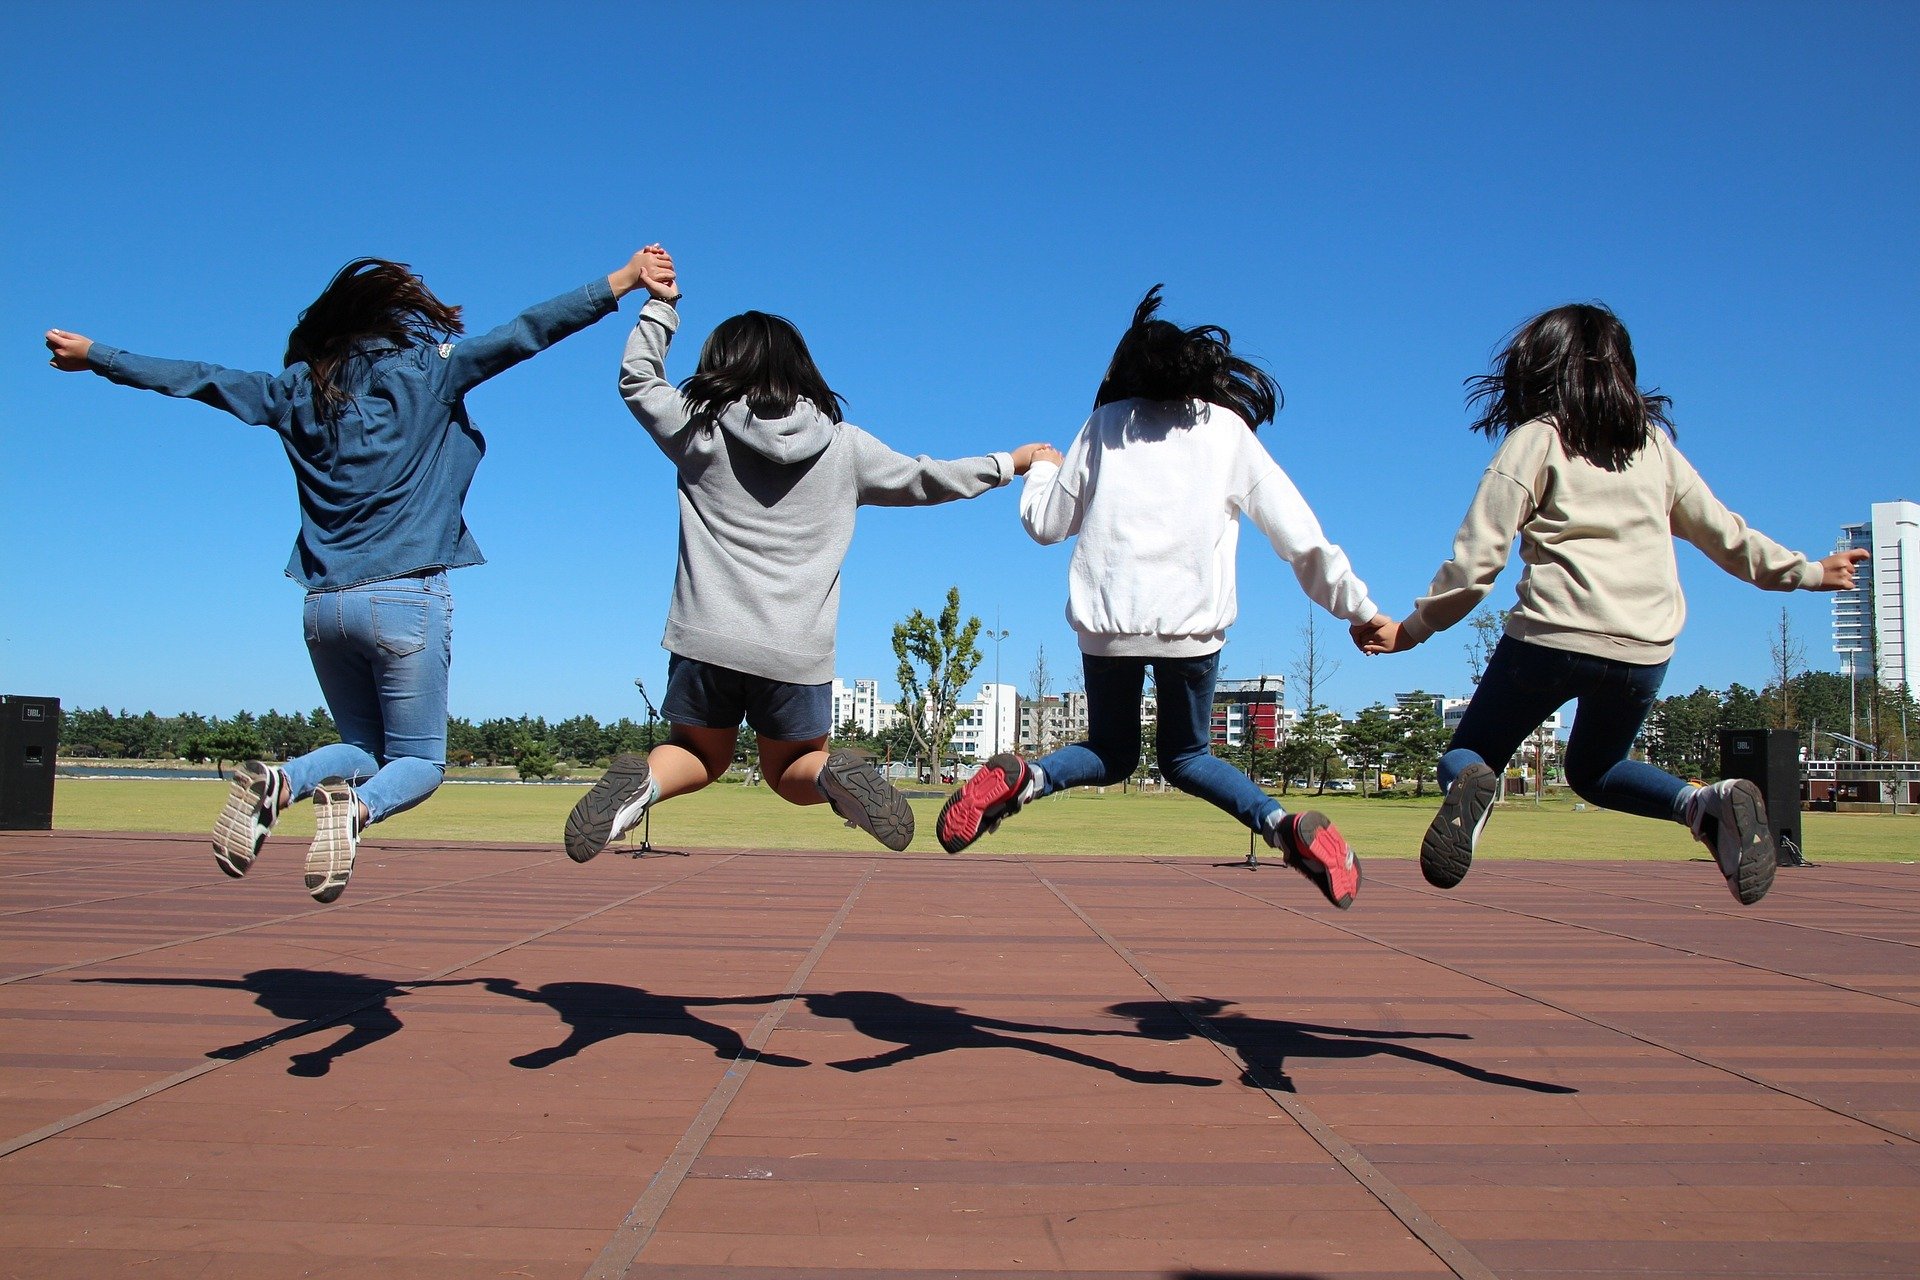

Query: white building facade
left=1835, top=499, right=1919, bottom=693
left=952, top=683, right=1020, bottom=760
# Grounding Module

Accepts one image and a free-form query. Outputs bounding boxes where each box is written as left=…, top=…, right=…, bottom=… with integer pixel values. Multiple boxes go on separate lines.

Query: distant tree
left=514, top=737, right=556, bottom=781
left=892, top=586, right=983, bottom=781
left=1465, top=607, right=1508, bottom=687
left=1646, top=686, right=1722, bottom=779
left=1722, top=682, right=1769, bottom=731
left=1028, top=644, right=1055, bottom=755
left=1392, top=695, right=1451, bottom=797
left=1769, top=607, right=1804, bottom=729
left=1340, top=704, right=1399, bottom=796
left=1289, top=612, right=1342, bottom=794
left=200, top=725, right=267, bottom=776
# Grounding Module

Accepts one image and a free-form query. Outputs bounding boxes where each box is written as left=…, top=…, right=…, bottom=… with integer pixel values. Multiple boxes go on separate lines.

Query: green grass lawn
left=50, top=777, right=1919, bottom=861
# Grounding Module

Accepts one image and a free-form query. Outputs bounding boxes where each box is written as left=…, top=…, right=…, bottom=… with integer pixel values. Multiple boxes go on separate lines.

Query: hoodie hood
left=714, top=397, right=840, bottom=465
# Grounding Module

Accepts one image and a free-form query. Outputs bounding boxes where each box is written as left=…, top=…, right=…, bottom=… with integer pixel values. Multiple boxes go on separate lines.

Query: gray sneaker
left=819, top=751, right=914, bottom=851
left=306, top=782, right=362, bottom=904
left=564, top=754, right=655, bottom=863
left=1687, top=778, right=1777, bottom=905
left=1420, top=763, right=1497, bottom=889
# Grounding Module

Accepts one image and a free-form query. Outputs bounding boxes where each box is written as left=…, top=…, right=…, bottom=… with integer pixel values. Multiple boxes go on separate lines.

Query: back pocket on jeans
left=371, top=597, right=429, bottom=657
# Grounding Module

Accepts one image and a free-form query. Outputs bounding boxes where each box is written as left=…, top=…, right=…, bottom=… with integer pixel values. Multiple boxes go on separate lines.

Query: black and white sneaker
left=1686, top=778, right=1777, bottom=905
left=819, top=751, right=914, bottom=851
left=306, top=781, right=363, bottom=904
left=564, top=754, right=655, bottom=863
left=212, top=760, right=285, bottom=879
left=1420, top=763, right=1497, bottom=889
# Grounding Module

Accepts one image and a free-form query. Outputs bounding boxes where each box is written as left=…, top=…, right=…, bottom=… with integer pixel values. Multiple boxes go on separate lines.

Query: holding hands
left=1351, top=613, right=1416, bottom=656
left=1011, top=443, right=1062, bottom=475
left=610, top=244, right=680, bottom=303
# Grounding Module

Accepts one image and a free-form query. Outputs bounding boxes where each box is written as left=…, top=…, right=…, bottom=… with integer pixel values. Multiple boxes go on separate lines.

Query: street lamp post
left=985, top=623, right=1010, bottom=758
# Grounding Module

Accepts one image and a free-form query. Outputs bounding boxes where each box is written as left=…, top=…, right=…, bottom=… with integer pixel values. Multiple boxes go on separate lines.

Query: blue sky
left=3, top=2, right=1914, bottom=723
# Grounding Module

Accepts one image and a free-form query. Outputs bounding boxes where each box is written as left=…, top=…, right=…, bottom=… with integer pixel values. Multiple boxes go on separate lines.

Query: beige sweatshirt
left=1402, top=419, right=1822, bottom=663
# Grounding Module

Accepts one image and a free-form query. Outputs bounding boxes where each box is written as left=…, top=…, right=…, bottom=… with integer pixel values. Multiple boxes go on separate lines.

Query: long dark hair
left=679, top=310, right=846, bottom=429
left=1094, top=285, right=1279, bottom=428
left=284, top=258, right=464, bottom=422
left=1466, top=302, right=1674, bottom=470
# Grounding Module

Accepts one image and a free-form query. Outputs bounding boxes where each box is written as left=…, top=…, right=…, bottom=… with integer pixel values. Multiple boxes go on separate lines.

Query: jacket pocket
left=371, top=596, right=429, bottom=658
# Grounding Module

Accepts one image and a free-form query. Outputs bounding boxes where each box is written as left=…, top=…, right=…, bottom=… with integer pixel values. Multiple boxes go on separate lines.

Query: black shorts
left=660, top=654, right=833, bottom=742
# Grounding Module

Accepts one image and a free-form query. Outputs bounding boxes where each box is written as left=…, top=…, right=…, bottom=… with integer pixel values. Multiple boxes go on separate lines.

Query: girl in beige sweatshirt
left=1363, top=303, right=1865, bottom=905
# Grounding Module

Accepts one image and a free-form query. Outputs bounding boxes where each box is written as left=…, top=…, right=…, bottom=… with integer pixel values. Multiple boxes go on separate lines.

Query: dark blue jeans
left=1439, top=635, right=1687, bottom=821
left=1034, top=651, right=1280, bottom=831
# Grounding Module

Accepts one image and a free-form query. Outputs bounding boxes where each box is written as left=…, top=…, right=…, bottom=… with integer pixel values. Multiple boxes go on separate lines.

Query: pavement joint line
left=0, top=849, right=576, bottom=986
left=0, top=833, right=452, bottom=888
left=0, top=854, right=744, bottom=1160
left=1375, top=873, right=1920, bottom=1011
left=1466, top=862, right=1920, bottom=938
left=586, top=860, right=880, bottom=1280
left=1031, top=866, right=1502, bottom=1280
left=1176, top=863, right=1920, bottom=1146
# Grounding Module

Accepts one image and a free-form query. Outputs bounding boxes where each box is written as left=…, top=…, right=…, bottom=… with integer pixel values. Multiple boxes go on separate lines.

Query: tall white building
left=1835, top=500, right=1919, bottom=692
left=831, top=678, right=887, bottom=737
left=952, top=683, right=1020, bottom=760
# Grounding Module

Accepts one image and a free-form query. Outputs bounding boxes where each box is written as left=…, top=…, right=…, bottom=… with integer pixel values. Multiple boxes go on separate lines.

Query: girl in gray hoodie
left=564, top=247, right=1047, bottom=860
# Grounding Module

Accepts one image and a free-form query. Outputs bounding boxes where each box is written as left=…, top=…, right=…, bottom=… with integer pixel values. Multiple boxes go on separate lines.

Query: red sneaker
left=936, top=753, right=1031, bottom=854
left=1271, top=811, right=1361, bottom=909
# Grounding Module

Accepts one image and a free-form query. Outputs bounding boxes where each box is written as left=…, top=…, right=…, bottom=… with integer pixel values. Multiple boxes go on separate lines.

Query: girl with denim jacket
left=45, top=248, right=665, bottom=901
left=1359, top=303, right=1867, bottom=905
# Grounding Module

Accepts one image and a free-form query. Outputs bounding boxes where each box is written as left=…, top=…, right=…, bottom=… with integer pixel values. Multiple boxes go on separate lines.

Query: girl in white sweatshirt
left=936, top=287, right=1380, bottom=909
left=1362, top=303, right=1866, bottom=905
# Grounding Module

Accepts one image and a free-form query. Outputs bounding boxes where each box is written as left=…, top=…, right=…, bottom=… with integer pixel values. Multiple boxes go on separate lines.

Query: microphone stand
left=622, top=678, right=684, bottom=857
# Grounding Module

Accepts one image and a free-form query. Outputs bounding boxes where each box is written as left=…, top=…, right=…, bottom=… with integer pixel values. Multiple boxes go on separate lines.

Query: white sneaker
left=212, top=760, right=285, bottom=879
left=307, top=782, right=363, bottom=903
left=1686, top=779, right=1777, bottom=905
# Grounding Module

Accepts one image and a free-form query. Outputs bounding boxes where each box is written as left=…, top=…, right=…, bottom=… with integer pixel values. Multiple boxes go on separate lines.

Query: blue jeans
left=281, top=572, right=452, bottom=824
left=1034, top=651, right=1281, bottom=831
left=1439, top=635, right=1687, bottom=822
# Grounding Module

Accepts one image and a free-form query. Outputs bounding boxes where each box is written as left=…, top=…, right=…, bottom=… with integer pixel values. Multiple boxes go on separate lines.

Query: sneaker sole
left=1718, top=778, right=1777, bottom=906
left=1283, top=811, right=1361, bottom=909
left=821, top=751, right=914, bottom=852
left=565, top=753, right=651, bottom=863
left=936, top=754, right=1027, bottom=854
left=1420, top=763, right=1496, bottom=889
left=306, top=783, right=358, bottom=904
left=212, top=760, right=274, bottom=879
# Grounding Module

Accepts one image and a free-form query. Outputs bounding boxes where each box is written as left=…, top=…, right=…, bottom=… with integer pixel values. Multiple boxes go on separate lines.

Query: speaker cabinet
left=1718, top=728, right=1803, bottom=865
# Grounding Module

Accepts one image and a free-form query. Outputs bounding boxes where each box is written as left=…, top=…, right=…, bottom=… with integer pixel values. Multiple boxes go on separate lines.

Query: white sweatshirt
left=1019, top=398, right=1377, bottom=657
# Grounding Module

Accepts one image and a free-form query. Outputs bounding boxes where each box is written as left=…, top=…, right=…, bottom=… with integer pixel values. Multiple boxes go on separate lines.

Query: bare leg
left=648, top=725, right=738, bottom=801
left=759, top=735, right=831, bottom=807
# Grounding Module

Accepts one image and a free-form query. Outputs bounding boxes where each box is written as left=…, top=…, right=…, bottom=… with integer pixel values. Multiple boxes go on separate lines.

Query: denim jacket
left=86, top=277, right=618, bottom=590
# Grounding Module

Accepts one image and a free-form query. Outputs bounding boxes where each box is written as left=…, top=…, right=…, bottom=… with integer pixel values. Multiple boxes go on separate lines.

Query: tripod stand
left=617, top=678, right=685, bottom=858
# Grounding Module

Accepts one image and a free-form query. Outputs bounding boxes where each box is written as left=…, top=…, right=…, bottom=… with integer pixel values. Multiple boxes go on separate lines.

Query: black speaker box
left=0, top=695, right=60, bottom=830
left=1718, top=727, right=1803, bottom=865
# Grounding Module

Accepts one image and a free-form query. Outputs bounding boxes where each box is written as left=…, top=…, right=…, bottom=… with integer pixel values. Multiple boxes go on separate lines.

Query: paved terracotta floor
left=1, top=828, right=1917, bottom=1279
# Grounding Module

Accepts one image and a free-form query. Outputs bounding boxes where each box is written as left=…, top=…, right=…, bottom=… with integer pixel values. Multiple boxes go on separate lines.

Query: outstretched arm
left=49, top=328, right=295, bottom=428
left=440, top=248, right=656, bottom=396
left=617, top=245, right=696, bottom=449
left=1238, top=457, right=1377, bottom=626
left=850, top=428, right=1013, bottom=506
left=1400, top=464, right=1532, bottom=645
left=1669, top=460, right=1826, bottom=592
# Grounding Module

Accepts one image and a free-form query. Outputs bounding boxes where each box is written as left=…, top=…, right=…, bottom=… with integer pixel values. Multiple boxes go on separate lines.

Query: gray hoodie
left=620, top=299, right=1012, bottom=685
